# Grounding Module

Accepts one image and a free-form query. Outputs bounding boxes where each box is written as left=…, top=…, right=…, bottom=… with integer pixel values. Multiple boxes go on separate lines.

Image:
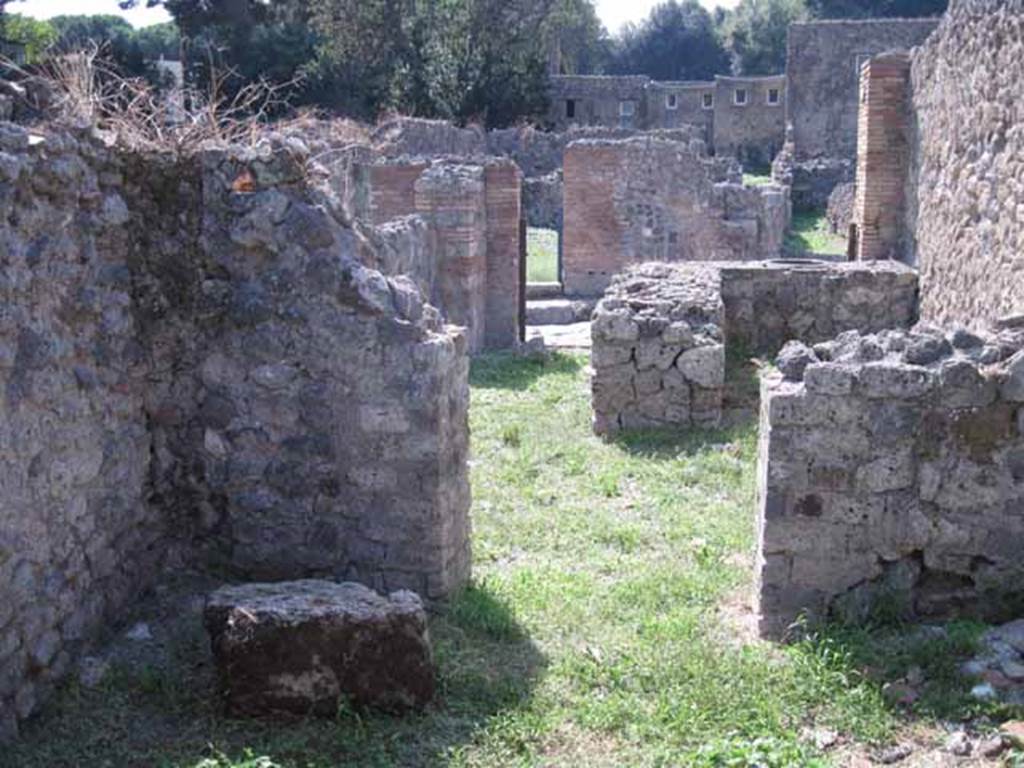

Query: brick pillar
left=483, top=160, right=523, bottom=349
left=415, top=164, right=488, bottom=353
left=854, top=53, right=912, bottom=261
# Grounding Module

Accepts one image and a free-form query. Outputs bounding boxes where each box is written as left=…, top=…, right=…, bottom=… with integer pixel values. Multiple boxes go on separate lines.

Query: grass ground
left=785, top=210, right=847, bottom=257
left=7, top=353, right=1021, bottom=767
left=527, top=228, right=559, bottom=284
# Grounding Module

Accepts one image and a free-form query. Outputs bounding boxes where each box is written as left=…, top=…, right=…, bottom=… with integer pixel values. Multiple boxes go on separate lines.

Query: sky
left=18, top=0, right=742, bottom=33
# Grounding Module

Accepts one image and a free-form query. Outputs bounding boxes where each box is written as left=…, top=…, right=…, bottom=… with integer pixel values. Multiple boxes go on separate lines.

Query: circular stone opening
left=768, top=257, right=826, bottom=266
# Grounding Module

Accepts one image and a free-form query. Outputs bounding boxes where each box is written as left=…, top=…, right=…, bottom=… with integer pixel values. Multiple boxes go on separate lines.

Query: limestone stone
left=756, top=327, right=1024, bottom=638
left=205, top=581, right=435, bottom=716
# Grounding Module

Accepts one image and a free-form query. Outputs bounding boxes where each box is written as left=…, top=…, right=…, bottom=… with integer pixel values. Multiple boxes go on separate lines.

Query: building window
left=565, top=99, right=576, bottom=119
left=702, top=92, right=713, bottom=110
left=620, top=100, right=636, bottom=118
left=734, top=88, right=748, bottom=106
left=666, top=93, right=678, bottom=110
left=767, top=88, right=780, bottom=106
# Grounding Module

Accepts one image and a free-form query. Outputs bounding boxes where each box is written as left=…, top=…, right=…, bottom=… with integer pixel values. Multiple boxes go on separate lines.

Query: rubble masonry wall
left=590, top=260, right=917, bottom=436
left=756, top=326, right=1024, bottom=638
left=906, top=0, right=1024, bottom=329
left=0, top=124, right=472, bottom=739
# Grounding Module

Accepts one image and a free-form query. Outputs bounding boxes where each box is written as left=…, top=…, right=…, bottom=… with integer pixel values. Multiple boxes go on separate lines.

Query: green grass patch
left=7, top=351, right=1019, bottom=767
left=785, top=210, right=847, bottom=256
left=526, top=228, right=558, bottom=284
left=742, top=173, right=774, bottom=187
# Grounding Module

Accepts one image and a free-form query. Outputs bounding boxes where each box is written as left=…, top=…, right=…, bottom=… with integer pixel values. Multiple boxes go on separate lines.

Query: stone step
left=526, top=282, right=564, bottom=300
left=526, top=298, right=595, bottom=326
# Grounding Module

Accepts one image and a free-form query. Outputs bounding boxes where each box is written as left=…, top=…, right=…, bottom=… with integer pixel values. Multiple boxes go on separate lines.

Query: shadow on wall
left=470, top=351, right=584, bottom=392
left=8, top=578, right=548, bottom=767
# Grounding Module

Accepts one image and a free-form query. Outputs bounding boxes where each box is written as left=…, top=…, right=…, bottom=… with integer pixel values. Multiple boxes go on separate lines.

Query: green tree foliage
left=609, top=0, right=729, bottom=81
left=4, top=14, right=56, bottom=63
left=721, top=0, right=809, bottom=75
left=545, top=0, right=612, bottom=75
left=125, top=0, right=570, bottom=127
left=50, top=15, right=181, bottom=78
left=806, top=0, right=947, bottom=17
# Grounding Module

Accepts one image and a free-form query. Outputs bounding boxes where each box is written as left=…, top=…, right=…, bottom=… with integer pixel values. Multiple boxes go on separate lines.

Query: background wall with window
left=713, top=75, right=787, bottom=169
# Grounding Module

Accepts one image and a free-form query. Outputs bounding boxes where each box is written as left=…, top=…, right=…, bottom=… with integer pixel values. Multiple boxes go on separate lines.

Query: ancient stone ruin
left=563, top=137, right=789, bottom=297
left=756, top=324, right=1024, bottom=638
left=591, top=260, right=917, bottom=436
left=0, top=123, right=472, bottom=738
left=755, top=0, right=1024, bottom=638
left=4, top=0, right=1024, bottom=748
left=780, top=17, right=939, bottom=209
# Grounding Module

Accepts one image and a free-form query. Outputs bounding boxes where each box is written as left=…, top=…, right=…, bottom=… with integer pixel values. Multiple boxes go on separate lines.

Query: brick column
left=854, top=53, right=912, bottom=261
left=483, top=160, right=523, bottom=349
left=415, top=164, right=489, bottom=353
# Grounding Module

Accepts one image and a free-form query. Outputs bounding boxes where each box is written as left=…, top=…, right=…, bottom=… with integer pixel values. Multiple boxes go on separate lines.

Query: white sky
left=18, top=0, right=741, bottom=33
left=597, top=0, right=741, bottom=33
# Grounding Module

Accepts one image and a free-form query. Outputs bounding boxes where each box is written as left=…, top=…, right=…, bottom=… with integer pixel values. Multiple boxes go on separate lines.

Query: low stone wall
left=563, top=137, right=789, bottom=297
left=719, top=260, right=918, bottom=354
left=0, top=123, right=473, bottom=739
left=590, top=260, right=919, bottom=436
left=756, top=324, right=1024, bottom=638
left=591, top=264, right=726, bottom=436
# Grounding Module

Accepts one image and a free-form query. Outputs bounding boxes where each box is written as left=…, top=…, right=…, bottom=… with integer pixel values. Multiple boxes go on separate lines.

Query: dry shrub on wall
left=7, top=45, right=302, bottom=155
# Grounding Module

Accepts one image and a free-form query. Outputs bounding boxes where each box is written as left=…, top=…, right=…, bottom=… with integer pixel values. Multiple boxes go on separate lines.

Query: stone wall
left=854, top=54, right=912, bottom=261
left=756, top=325, right=1024, bottom=638
left=905, top=0, right=1024, bottom=330
left=0, top=124, right=473, bottom=739
left=786, top=18, right=939, bottom=163
left=646, top=82, right=714, bottom=139
left=547, top=75, right=651, bottom=130
left=562, top=137, right=789, bottom=297
left=0, top=125, right=169, bottom=741
left=590, top=260, right=919, bottom=436
left=547, top=75, right=784, bottom=167
left=373, top=117, right=486, bottom=159
left=712, top=75, right=787, bottom=170
left=718, top=260, right=918, bottom=354
left=351, top=157, right=523, bottom=351
left=591, top=264, right=726, bottom=436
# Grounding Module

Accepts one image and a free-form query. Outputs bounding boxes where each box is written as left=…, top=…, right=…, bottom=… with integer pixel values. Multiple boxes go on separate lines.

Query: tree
left=4, top=14, right=56, bottom=62
left=806, top=0, right=946, bottom=17
left=48, top=15, right=182, bottom=83
left=119, top=0, right=591, bottom=127
left=609, top=1, right=729, bottom=81
left=543, top=0, right=612, bottom=75
left=720, top=0, right=808, bottom=75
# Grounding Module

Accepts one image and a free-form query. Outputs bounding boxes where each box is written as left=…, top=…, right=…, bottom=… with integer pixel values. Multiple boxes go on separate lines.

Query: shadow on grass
left=8, top=581, right=547, bottom=768
left=612, top=420, right=755, bottom=462
left=470, top=350, right=583, bottom=392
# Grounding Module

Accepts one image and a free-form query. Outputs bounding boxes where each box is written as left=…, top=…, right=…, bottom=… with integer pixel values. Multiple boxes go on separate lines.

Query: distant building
left=0, top=39, right=27, bottom=67
left=547, top=73, right=786, bottom=169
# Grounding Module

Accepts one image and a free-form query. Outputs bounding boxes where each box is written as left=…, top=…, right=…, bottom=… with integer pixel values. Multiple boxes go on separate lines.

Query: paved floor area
left=527, top=322, right=591, bottom=350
